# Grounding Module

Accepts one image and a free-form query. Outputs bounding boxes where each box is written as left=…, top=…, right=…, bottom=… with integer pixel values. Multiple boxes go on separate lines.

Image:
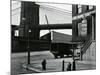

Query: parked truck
left=50, top=43, right=77, bottom=58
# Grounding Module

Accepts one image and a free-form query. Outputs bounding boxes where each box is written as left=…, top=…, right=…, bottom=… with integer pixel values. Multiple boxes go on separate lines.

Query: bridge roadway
left=12, top=23, right=72, bottom=30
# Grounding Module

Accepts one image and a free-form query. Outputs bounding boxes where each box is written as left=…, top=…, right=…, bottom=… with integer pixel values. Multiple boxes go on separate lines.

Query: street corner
left=22, top=63, right=43, bottom=73
left=22, top=59, right=73, bottom=73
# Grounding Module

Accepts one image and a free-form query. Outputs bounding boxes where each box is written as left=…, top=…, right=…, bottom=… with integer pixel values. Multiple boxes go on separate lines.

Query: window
left=78, top=5, right=82, bottom=13
left=78, top=23, right=82, bottom=36
left=14, top=30, right=19, bottom=36
left=89, top=6, right=93, bottom=10
left=86, top=6, right=89, bottom=10
left=86, top=5, right=93, bottom=10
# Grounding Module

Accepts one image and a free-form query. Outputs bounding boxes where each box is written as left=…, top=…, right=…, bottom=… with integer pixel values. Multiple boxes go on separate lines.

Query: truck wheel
left=60, top=55, right=64, bottom=58
left=54, top=55, right=58, bottom=59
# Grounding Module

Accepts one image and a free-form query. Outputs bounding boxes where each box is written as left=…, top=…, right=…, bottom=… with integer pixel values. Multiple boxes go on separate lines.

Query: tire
left=60, top=55, right=64, bottom=58
left=54, top=54, right=58, bottom=59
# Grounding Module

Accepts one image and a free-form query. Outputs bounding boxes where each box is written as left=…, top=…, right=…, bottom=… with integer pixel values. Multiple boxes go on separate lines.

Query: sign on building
left=78, top=19, right=87, bottom=37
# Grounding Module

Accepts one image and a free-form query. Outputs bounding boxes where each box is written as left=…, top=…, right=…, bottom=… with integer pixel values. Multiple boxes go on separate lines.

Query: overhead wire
left=36, top=3, right=72, bottom=16
left=36, top=3, right=72, bottom=12
left=40, top=6, right=72, bottom=16
left=11, top=2, right=72, bottom=17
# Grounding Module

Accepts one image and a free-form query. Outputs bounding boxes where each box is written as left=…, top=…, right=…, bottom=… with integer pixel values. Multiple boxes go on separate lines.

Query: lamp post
left=27, top=29, right=31, bottom=65
left=72, top=42, right=76, bottom=71
left=72, top=42, right=75, bottom=61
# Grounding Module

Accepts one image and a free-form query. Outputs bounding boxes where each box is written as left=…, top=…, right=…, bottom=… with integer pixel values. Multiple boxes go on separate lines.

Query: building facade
left=72, top=4, right=96, bottom=61
left=72, top=4, right=96, bottom=42
left=19, top=2, right=40, bottom=40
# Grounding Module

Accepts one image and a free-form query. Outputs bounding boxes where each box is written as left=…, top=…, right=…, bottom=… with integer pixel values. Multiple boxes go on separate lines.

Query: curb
left=22, top=64, right=43, bottom=73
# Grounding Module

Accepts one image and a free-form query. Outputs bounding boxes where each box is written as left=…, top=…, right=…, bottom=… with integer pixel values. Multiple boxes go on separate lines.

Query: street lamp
left=27, top=29, right=31, bottom=65
left=72, top=42, right=76, bottom=71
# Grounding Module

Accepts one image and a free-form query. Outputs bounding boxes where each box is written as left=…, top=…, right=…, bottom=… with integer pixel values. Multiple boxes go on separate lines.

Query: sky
left=11, top=1, right=72, bottom=36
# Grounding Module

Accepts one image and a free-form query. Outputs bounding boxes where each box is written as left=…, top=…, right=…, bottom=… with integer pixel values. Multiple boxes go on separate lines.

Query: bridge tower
left=19, top=1, right=40, bottom=40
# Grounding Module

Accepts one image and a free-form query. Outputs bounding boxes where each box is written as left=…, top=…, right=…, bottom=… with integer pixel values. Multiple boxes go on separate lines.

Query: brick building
left=72, top=4, right=96, bottom=61
left=72, top=4, right=96, bottom=42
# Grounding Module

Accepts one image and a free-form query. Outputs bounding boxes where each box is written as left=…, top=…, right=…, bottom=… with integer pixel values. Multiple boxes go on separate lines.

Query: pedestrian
left=66, top=62, right=71, bottom=71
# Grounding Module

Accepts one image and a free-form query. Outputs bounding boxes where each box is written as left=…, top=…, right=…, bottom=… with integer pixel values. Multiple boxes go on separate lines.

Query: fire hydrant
left=42, top=59, right=46, bottom=70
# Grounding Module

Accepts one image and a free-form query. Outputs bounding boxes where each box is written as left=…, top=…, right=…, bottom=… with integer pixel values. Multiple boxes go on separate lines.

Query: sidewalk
left=76, top=60, right=96, bottom=70
left=22, top=58, right=73, bottom=73
left=22, top=58, right=96, bottom=73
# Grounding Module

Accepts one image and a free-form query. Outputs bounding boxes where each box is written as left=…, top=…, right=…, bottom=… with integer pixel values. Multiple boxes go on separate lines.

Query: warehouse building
left=72, top=4, right=96, bottom=61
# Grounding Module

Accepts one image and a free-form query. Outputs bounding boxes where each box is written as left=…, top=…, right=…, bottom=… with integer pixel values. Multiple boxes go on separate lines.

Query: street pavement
left=22, top=58, right=73, bottom=73
left=11, top=51, right=54, bottom=75
left=76, top=60, right=96, bottom=70
left=11, top=51, right=96, bottom=75
left=22, top=58, right=96, bottom=73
